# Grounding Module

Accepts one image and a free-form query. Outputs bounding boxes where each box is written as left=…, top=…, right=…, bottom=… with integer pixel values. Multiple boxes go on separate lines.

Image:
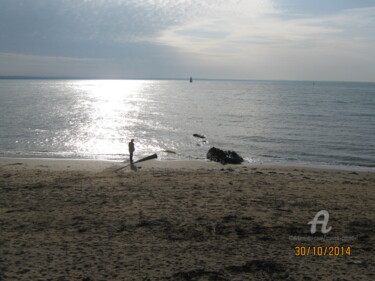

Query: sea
left=0, top=79, right=374, bottom=169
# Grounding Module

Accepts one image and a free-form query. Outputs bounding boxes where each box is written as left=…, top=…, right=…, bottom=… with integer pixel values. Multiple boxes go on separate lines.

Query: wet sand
left=1, top=158, right=374, bottom=280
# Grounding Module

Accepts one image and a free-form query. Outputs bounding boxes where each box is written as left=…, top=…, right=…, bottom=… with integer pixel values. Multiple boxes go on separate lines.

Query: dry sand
left=0, top=158, right=374, bottom=280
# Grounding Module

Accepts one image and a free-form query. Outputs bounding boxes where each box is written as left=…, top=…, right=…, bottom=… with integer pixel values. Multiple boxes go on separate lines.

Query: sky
left=0, top=0, right=375, bottom=81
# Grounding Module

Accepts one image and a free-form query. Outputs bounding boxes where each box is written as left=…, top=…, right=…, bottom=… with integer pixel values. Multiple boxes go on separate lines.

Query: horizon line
left=0, top=76, right=374, bottom=84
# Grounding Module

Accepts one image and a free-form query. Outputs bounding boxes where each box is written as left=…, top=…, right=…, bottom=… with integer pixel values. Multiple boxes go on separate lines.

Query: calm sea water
left=0, top=79, right=374, bottom=168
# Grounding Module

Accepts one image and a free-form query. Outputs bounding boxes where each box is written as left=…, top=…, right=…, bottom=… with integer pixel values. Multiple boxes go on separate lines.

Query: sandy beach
left=0, top=158, right=374, bottom=280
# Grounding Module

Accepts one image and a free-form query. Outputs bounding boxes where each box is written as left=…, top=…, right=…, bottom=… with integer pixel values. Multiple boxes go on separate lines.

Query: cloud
left=0, top=52, right=113, bottom=77
left=0, top=0, right=190, bottom=57
left=141, top=1, right=375, bottom=80
left=0, top=0, right=282, bottom=56
left=0, top=0, right=374, bottom=80
left=154, top=2, right=375, bottom=55
left=0, top=0, right=206, bottom=77
left=0, top=52, right=104, bottom=63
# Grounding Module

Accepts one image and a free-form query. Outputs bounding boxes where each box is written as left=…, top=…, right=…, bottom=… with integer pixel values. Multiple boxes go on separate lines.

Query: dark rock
left=193, top=133, right=205, bottom=139
left=206, top=147, right=244, bottom=164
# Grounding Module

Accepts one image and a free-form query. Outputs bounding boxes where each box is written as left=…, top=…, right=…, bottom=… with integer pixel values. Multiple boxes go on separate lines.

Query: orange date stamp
left=294, top=246, right=351, bottom=256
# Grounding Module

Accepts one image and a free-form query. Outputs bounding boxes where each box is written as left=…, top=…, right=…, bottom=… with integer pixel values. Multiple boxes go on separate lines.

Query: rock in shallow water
left=206, top=147, right=244, bottom=164
left=193, top=133, right=206, bottom=139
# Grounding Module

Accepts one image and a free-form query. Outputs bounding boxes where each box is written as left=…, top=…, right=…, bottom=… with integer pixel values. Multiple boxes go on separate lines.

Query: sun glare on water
left=67, top=80, right=153, bottom=159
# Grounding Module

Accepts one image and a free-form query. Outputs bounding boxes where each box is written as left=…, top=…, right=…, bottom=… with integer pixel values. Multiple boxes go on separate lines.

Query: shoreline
left=1, top=156, right=374, bottom=173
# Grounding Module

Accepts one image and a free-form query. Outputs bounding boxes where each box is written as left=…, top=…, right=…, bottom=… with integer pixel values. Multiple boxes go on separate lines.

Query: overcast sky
left=1, top=0, right=375, bottom=81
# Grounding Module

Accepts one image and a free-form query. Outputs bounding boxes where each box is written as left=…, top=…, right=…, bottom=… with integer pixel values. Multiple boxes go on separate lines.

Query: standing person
left=128, top=139, right=135, bottom=164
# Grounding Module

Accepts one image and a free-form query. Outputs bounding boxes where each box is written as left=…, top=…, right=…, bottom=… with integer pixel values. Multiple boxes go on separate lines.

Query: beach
left=2, top=1, right=375, bottom=280
left=1, top=158, right=374, bottom=280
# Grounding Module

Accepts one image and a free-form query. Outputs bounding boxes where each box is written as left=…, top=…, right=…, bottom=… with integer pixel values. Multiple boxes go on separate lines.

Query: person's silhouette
left=128, top=139, right=135, bottom=163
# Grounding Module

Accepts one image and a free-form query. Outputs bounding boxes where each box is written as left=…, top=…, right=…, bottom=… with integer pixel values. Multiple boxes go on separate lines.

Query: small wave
left=348, top=113, right=375, bottom=117
left=259, top=154, right=282, bottom=159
